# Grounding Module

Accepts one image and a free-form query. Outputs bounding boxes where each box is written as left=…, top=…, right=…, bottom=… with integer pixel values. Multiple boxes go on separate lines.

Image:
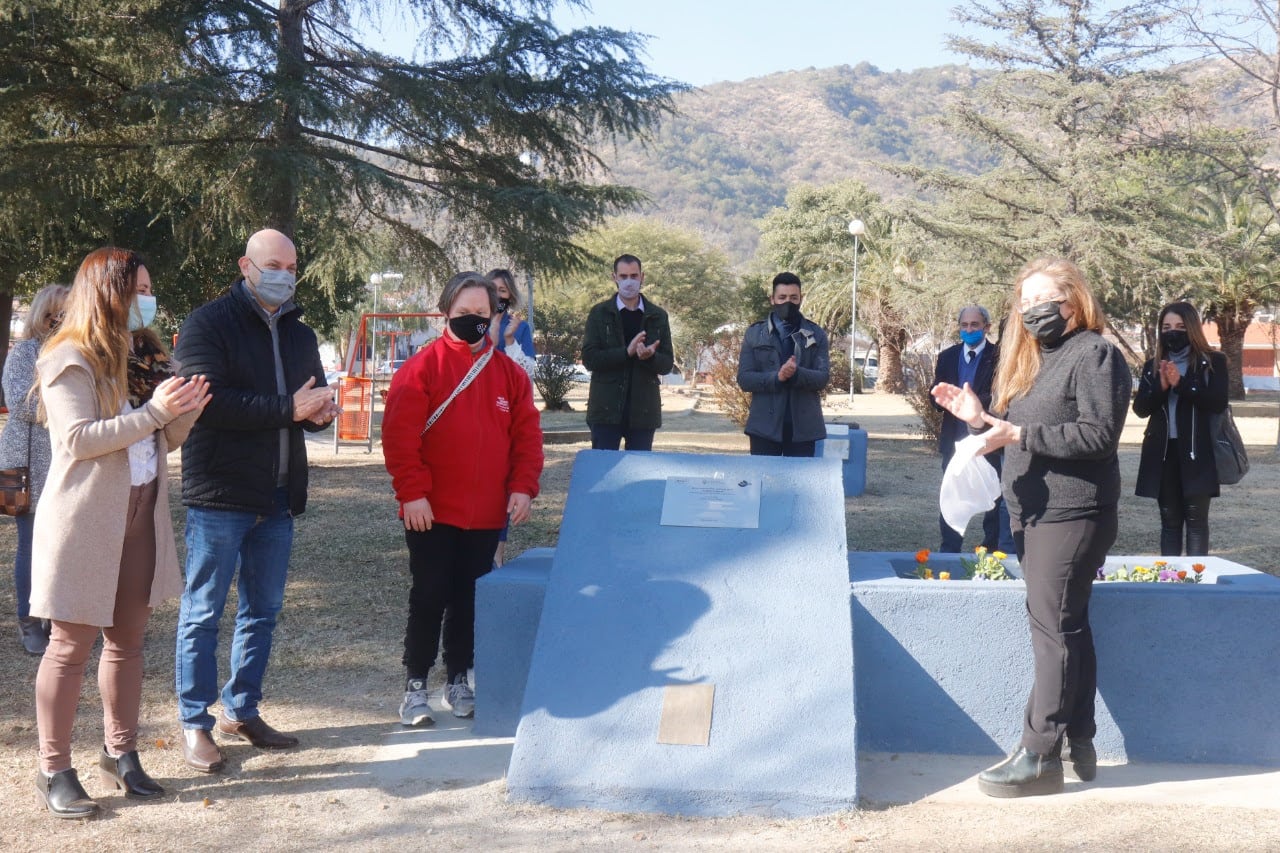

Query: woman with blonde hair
left=31, top=247, right=210, bottom=818
left=932, top=258, right=1131, bottom=797
left=1132, top=302, right=1228, bottom=555
left=0, top=284, right=69, bottom=654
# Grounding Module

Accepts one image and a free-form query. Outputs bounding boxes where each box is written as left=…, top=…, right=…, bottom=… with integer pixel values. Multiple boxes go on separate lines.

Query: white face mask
left=616, top=278, right=641, bottom=300
left=129, top=294, right=157, bottom=331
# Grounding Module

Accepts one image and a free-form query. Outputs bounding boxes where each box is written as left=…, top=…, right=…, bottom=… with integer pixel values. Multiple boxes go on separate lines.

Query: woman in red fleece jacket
left=382, top=272, right=543, bottom=727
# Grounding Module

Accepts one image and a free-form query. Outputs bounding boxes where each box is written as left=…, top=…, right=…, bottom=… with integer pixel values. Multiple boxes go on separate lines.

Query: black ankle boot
left=1065, top=738, right=1097, bottom=782
left=977, top=746, right=1064, bottom=798
left=99, top=747, right=165, bottom=799
left=35, top=768, right=99, bottom=819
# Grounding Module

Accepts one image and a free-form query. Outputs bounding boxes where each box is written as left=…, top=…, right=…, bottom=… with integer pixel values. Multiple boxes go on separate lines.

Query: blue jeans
left=14, top=512, right=34, bottom=620
left=175, top=488, right=293, bottom=730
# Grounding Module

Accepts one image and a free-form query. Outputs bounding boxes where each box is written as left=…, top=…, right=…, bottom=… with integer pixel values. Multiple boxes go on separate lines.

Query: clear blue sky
left=363, top=1, right=976, bottom=86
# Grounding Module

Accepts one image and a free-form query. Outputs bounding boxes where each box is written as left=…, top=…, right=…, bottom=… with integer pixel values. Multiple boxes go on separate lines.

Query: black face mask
left=1160, top=329, right=1189, bottom=353
left=772, top=301, right=801, bottom=327
left=1021, top=301, right=1069, bottom=345
left=496, top=298, right=510, bottom=314
left=448, top=314, right=489, bottom=344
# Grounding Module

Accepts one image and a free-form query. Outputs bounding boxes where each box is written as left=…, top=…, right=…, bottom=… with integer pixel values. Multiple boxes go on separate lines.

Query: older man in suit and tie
left=931, top=305, right=1013, bottom=553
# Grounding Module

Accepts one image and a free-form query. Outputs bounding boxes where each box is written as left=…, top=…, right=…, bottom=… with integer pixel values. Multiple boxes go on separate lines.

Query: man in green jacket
left=581, top=254, right=674, bottom=450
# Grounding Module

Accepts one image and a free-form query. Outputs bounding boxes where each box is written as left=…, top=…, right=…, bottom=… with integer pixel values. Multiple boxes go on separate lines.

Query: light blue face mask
left=248, top=261, right=297, bottom=308
left=129, top=294, right=157, bottom=331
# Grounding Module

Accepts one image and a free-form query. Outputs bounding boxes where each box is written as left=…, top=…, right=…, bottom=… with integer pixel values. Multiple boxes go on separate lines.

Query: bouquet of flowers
left=961, top=546, right=1014, bottom=581
left=1096, top=560, right=1205, bottom=584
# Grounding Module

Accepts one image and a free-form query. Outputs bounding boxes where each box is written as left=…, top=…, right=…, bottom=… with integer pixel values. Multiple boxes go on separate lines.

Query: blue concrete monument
left=505, top=450, right=856, bottom=817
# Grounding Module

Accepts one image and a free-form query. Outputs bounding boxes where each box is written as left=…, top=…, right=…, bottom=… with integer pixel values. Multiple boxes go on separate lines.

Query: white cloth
left=939, top=433, right=1001, bottom=534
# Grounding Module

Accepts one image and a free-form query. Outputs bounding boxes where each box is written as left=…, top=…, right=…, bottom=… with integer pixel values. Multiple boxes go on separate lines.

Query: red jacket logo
left=496, top=396, right=510, bottom=413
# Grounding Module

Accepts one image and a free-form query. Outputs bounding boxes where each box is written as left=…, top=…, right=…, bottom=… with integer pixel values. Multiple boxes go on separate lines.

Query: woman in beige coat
left=31, top=247, right=210, bottom=819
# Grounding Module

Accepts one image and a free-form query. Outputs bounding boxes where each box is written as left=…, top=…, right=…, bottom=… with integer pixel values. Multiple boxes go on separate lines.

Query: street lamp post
left=848, top=218, right=865, bottom=404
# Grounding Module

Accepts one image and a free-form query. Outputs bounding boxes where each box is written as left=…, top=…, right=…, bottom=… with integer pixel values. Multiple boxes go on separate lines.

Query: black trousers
left=402, top=524, right=500, bottom=680
left=589, top=423, right=655, bottom=451
left=1157, top=439, right=1211, bottom=556
left=748, top=422, right=815, bottom=457
left=1014, top=512, right=1116, bottom=755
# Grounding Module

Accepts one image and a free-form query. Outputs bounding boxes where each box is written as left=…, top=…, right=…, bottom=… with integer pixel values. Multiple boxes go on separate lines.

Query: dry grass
left=0, top=392, right=1276, bottom=850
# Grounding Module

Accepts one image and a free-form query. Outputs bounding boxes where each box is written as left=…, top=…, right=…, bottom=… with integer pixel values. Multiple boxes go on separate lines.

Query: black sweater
left=1001, top=330, right=1132, bottom=525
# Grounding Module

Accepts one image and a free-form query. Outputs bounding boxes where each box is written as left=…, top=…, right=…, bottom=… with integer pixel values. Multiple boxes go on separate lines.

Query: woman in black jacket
left=933, top=258, right=1131, bottom=798
left=1132, top=302, right=1228, bottom=556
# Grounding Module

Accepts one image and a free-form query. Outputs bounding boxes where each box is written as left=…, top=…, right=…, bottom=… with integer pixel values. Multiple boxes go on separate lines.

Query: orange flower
left=1192, top=563, right=1205, bottom=574
left=939, top=571, right=951, bottom=581
left=1153, top=560, right=1168, bottom=568
left=915, top=549, right=930, bottom=564
left=1177, top=570, right=1187, bottom=580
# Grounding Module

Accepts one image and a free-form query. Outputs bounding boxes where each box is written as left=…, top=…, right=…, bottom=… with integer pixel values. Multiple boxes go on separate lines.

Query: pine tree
left=0, top=1, right=682, bottom=339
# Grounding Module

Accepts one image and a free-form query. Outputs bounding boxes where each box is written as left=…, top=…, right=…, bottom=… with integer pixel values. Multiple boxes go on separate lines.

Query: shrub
left=706, top=334, right=752, bottom=427
left=828, top=347, right=854, bottom=398
left=533, top=302, right=585, bottom=411
left=903, top=350, right=941, bottom=447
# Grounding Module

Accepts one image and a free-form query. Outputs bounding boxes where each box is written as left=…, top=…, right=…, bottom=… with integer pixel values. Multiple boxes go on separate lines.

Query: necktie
left=966, top=350, right=975, bottom=363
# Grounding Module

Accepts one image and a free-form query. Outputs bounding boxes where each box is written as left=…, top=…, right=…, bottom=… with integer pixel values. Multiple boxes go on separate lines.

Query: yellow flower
left=939, top=571, right=951, bottom=581
left=992, top=551, right=1007, bottom=560
left=923, top=569, right=933, bottom=580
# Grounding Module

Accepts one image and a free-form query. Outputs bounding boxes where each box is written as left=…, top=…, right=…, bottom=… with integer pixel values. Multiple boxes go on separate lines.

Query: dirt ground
left=0, top=389, right=1277, bottom=851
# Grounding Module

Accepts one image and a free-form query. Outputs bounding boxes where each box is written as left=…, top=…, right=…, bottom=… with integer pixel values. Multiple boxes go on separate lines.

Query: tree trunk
left=0, top=292, right=11, bottom=408
left=1216, top=310, right=1249, bottom=400
left=270, top=1, right=306, bottom=237
left=877, top=322, right=911, bottom=394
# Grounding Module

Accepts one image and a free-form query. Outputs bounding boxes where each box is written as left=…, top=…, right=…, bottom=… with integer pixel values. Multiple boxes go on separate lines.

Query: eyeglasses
left=1018, top=296, right=1066, bottom=312
left=44, top=311, right=64, bottom=322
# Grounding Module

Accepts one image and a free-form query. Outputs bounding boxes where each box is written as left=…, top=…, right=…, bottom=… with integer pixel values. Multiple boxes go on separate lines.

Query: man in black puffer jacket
left=172, top=229, right=339, bottom=774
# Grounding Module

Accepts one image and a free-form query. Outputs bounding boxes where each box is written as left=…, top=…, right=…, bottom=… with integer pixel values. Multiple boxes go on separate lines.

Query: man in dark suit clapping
left=931, top=305, right=1013, bottom=553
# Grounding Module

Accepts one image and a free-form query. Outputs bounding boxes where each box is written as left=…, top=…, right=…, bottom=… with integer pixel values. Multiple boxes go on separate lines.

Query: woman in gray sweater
left=933, top=258, right=1131, bottom=798
left=0, top=284, right=68, bottom=654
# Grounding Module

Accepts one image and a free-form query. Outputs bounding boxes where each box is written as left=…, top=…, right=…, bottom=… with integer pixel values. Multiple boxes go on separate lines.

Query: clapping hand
left=778, top=355, right=797, bottom=381
left=931, top=381, right=985, bottom=428
left=292, top=376, right=335, bottom=422
left=152, top=375, right=212, bottom=420
left=1158, top=360, right=1181, bottom=391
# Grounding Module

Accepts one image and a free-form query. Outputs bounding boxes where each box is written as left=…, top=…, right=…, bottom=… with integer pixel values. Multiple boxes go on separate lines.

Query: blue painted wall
left=850, top=552, right=1280, bottom=765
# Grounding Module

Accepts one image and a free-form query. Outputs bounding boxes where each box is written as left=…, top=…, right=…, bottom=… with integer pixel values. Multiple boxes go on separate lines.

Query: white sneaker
left=399, top=680, right=434, bottom=727
left=441, top=674, right=475, bottom=718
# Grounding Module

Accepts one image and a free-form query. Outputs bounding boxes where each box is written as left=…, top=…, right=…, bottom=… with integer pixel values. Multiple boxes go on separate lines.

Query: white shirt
left=122, top=401, right=158, bottom=486
left=962, top=339, right=987, bottom=365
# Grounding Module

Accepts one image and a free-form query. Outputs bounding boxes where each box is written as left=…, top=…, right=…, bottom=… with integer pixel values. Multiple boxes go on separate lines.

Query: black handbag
left=1210, top=405, right=1249, bottom=486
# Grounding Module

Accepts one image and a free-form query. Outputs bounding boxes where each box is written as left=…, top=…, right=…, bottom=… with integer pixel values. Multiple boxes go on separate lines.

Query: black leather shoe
left=35, top=768, right=99, bottom=819
left=1066, top=738, right=1097, bottom=782
left=99, top=747, right=165, bottom=800
left=977, top=747, right=1064, bottom=798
